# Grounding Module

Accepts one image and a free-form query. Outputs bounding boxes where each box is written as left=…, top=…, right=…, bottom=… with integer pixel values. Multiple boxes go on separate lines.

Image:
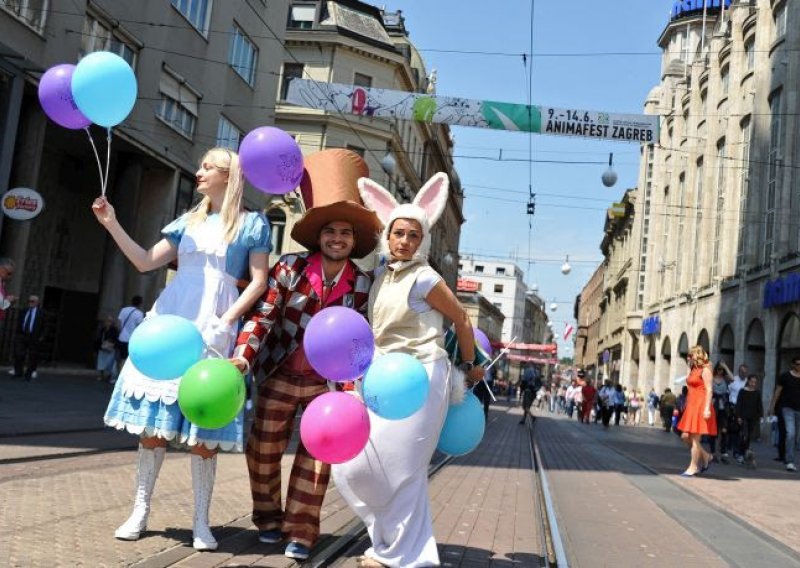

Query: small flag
left=563, top=322, right=574, bottom=341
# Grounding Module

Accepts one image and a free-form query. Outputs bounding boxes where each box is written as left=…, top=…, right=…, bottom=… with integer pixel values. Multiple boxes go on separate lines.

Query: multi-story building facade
left=267, top=0, right=464, bottom=288
left=628, top=0, right=800, bottom=404
left=458, top=257, right=551, bottom=380
left=574, top=262, right=606, bottom=379
left=596, top=189, right=639, bottom=387
left=456, top=281, right=505, bottom=347
left=0, top=0, right=288, bottom=363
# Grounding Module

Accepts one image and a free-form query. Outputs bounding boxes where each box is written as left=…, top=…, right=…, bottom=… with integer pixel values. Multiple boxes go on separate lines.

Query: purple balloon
left=239, top=126, right=304, bottom=194
left=38, top=64, right=91, bottom=130
left=303, top=306, right=375, bottom=381
left=474, top=328, right=492, bottom=354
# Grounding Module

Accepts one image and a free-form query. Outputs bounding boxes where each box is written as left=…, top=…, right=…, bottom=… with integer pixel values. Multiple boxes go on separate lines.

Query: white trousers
left=333, top=358, right=449, bottom=568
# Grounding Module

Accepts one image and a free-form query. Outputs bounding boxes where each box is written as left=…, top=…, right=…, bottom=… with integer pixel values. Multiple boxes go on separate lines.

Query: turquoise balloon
left=437, top=392, right=485, bottom=456
left=178, top=359, right=245, bottom=429
left=72, top=51, right=137, bottom=127
left=129, top=315, right=204, bottom=380
left=362, top=353, right=429, bottom=420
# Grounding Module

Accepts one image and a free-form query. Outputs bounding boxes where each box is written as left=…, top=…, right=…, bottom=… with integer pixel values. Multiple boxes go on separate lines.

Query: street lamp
left=601, top=152, right=618, bottom=188
left=561, top=255, right=571, bottom=275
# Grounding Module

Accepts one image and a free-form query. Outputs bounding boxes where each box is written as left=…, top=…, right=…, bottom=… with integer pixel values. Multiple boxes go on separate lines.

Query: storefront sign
left=671, top=0, right=731, bottom=21
left=642, top=315, right=661, bottom=336
left=2, top=187, right=44, bottom=220
left=763, top=272, right=800, bottom=309
left=457, top=278, right=480, bottom=292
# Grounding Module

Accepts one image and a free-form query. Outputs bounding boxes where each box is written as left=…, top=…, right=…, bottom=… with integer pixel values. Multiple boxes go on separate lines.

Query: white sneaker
left=787, top=463, right=797, bottom=472
left=31, top=371, right=37, bottom=379
left=7, top=369, right=14, bottom=376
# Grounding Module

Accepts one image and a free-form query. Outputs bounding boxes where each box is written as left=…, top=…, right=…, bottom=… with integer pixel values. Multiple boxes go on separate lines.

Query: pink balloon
left=300, top=392, right=370, bottom=464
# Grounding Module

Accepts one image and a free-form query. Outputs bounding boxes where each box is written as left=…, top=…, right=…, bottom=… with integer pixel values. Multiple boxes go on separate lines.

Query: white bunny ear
left=358, top=177, right=398, bottom=225
left=412, top=172, right=449, bottom=226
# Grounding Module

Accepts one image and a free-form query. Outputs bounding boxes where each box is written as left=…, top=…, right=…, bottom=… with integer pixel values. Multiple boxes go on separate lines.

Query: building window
left=216, top=116, right=242, bottom=150
left=0, top=0, right=48, bottom=32
left=765, top=92, right=782, bottom=262
left=494, top=284, right=503, bottom=293
left=175, top=174, right=197, bottom=216
left=737, top=118, right=752, bottom=270
left=81, top=12, right=139, bottom=68
left=229, top=24, right=258, bottom=86
left=354, top=72, right=372, bottom=88
left=346, top=145, right=365, bottom=157
left=711, top=139, right=726, bottom=279
left=288, top=4, right=315, bottom=29
left=475, top=265, right=484, bottom=273
left=280, top=63, right=304, bottom=100
left=720, top=65, right=729, bottom=97
left=267, top=208, right=286, bottom=255
left=744, top=37, right=755, bottom=71
left=171, top=0, right=213, bottom=36
left=495, top=267, right=506, bottom=275
left=774, top=3, right=787, bottom=40
left=692, top=158, right=704, bottom=285
left=157, top=69, right=199, bottom=139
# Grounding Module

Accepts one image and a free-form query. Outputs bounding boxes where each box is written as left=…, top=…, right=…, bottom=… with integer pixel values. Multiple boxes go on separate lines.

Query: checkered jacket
left=234, top=252, right=372, bottom=386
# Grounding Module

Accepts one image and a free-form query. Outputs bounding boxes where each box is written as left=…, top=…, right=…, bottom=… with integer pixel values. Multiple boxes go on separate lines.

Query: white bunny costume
left=332, top=173, right=455, bottom=568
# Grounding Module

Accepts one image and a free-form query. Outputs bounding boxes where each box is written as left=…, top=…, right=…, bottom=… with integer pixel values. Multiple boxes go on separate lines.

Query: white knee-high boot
left=115, top=446, right=166, bottom=540
left=191, top=454, right=218, bottom=551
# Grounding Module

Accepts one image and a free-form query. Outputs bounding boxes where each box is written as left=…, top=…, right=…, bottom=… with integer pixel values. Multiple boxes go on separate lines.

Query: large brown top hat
left=291, top=149, right=383, bottom=259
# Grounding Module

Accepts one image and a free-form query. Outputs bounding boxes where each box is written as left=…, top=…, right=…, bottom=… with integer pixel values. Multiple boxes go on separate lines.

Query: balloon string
left=85, top=128, right=105, bottom=196
left=103, top=128, right=112, bottom=197
left=206, top=344, right=224, bottom=359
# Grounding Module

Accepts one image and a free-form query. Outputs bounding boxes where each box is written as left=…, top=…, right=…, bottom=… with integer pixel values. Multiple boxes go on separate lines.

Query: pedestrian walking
left=736, top=375, right=763, bottom=468
left=581, top=379, right=597, bottom=424
left=332, top=171, right=485, bottom=568
left=647, top=387, right=659, bottom=426
left=598, top=380, right=614, bottom=427
left=612, top=384, right=626, bottom=426
left=727, top=363, right=747, bottom=461
left=769, top=357, right=800, bottom=472
left=708, top=364, right=731, bottom=464
left=94, top=147, right=270, bottom=550
left=660, top=388, right=677, bottom=432
left=629, top=389, right=642, bottom=426
left=12, top=295, right=44, bottom=381
left=95, top=315, right=119, bottom=383
left=676, top=346, right=717, bottom=477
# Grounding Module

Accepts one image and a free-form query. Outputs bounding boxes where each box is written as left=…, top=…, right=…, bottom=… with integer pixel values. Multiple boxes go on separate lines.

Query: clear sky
left=393, top=0, right=676, bottom=355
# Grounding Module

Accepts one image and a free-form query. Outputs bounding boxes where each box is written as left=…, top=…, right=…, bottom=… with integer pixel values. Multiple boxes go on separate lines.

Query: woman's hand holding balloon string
left=91, top=196, right=116, bottom=226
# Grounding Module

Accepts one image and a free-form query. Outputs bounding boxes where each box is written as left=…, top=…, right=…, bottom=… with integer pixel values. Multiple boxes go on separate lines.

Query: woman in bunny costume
left=332, top=173, right=486, bottom=567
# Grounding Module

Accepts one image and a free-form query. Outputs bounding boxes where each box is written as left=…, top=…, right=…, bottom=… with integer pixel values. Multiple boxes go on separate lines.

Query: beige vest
left=369, top=260, right=447, bottom=363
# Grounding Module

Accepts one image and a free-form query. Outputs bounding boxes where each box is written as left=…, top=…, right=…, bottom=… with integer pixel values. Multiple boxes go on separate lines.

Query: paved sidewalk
left=533, top=408, right=800, bottom=567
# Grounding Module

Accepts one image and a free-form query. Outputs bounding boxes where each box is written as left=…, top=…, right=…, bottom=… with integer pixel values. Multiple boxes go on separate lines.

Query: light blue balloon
left=129, top=315, right=204, bottom=380
left=437, top=392, right=485, bottom=456
left=362, top=353, right=429, bottom=420
left=72, top=51, right=137, bottom=127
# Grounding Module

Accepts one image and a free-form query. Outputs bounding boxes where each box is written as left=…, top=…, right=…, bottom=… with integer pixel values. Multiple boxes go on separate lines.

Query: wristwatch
left=459, top=361, right=475, bottom=373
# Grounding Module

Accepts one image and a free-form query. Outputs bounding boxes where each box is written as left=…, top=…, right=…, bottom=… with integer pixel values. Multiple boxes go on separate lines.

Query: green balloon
left=178, top=359, right=245, bottom=429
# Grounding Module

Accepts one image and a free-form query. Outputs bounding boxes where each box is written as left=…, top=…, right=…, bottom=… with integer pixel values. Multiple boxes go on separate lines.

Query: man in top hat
left=232, top=149, right=382, bottom=561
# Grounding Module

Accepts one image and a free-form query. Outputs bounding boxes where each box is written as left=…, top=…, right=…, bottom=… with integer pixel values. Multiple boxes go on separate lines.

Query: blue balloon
left=362, top=353, right=429, bottom=420
left=129, top=315, right=204, bottom=380
left=437, top=392, right=485, bottom=456
left=72, top=51, right=137, bottom=127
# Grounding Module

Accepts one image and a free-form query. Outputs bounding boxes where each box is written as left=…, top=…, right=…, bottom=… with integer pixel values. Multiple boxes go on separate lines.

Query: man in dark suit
left=13, top=294, right=45, bottom=380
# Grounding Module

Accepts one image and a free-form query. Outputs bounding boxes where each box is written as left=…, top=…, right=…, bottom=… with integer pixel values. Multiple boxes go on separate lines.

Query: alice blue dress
left=104, top=211, right=270, bottom=451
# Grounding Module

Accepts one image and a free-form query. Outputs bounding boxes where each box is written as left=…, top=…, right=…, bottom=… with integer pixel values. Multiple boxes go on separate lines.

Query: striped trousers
left=246, top=370, right=330, bottom=548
